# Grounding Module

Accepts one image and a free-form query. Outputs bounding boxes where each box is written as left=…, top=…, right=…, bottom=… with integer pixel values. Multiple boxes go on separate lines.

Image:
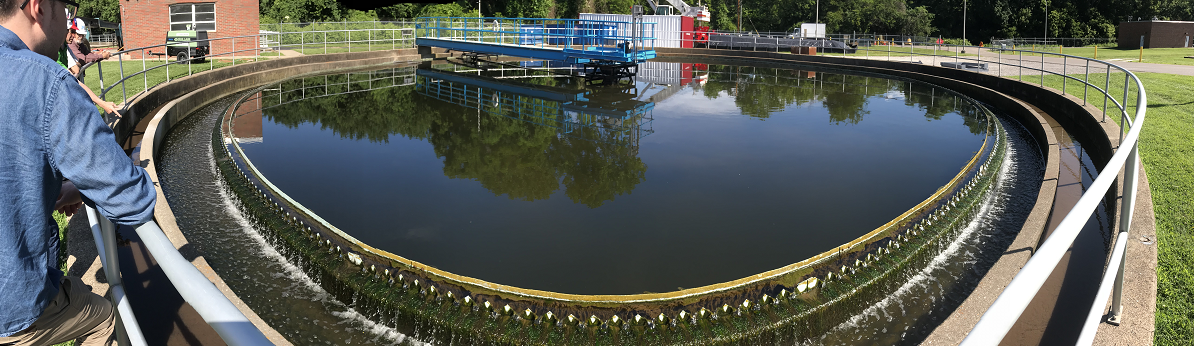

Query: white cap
left=72, top=18, right=88, bottom=35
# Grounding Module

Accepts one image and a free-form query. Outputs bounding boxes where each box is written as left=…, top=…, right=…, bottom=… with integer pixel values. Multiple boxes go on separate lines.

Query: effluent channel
left=156, top=59, right=1048, bottom=345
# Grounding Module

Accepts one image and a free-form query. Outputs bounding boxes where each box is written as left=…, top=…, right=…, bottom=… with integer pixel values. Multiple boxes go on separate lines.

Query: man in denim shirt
left=0, top=0, right=156, bottom=344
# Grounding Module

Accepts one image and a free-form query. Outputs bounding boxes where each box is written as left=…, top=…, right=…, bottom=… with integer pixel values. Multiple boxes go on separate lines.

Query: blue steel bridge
left=414, top=17, right=658, bottom=64
left=415, top=67, right=655, bottom=148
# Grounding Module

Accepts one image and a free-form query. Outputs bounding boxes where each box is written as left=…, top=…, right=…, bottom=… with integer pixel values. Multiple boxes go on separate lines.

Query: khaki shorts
left=0, top=277, right=114, bottom=346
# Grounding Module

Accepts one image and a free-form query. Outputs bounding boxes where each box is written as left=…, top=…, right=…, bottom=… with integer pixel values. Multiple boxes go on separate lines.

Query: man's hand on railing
left=98, top=100, right=119, bottom=116
left=55, top=181, right=83, bottom=217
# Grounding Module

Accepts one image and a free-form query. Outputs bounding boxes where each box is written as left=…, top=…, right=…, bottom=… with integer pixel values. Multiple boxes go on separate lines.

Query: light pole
left=816, top=0, right=819, bottom=24
left=1044, top=0, right=1049, bottom=49
left=961, top=0, right=967, bottom=53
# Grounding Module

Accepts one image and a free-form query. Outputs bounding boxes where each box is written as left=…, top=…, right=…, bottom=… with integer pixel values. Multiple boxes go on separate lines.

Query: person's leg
left=0, top=277, right=114, bottom=346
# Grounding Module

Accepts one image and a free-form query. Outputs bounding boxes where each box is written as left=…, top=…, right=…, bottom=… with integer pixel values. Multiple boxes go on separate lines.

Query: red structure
left=120, top=0, right=259, bottom=58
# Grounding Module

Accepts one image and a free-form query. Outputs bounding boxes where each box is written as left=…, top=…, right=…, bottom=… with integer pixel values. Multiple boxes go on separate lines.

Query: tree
left=76, top=0, right=119, bottom=23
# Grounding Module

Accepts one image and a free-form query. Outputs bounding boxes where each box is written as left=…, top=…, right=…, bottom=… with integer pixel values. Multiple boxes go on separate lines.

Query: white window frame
left=169, top=3, right=216, bottom=32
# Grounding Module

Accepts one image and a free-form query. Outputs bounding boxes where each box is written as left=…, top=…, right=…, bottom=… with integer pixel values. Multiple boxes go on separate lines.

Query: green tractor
left=166, top=29, right=209, bottom=63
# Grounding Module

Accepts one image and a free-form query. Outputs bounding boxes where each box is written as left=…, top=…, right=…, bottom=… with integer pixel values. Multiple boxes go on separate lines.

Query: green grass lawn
left=53, top=211, right=75, bottom=346
left=80, top=59, right=258, bottom=105
left=997, top=47, right=1194, bottom=66
left=1134, top=73, right=1194, bottom=345
left=1032, top=71, right=1191, bottom=344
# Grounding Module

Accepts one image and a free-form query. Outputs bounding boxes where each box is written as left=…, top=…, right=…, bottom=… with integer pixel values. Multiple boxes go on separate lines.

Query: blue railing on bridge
left=414, top=17, right=657, bottom=63
left=415, top=67, right=654, bottom=145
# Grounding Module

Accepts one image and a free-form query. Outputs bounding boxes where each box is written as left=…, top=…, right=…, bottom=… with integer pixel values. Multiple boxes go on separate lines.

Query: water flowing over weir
left=159, top=97, right=428, bottom=346
left=156, top=61, right=1046, bottom=345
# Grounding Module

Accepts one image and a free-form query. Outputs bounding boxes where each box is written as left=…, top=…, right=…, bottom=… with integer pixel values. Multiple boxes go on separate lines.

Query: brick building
left=1117, top=20, right=1194, bottom=48
left=120, top=0, right=259, bottom=58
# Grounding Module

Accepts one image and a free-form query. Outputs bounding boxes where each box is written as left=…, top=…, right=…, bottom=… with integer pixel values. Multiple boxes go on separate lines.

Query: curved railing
left=784, top=37, right=1145, bottom=345
left=77, top=24, right=420, bottom=346
left=86, top=24, right=1144, bottom=345
left=78, top=23, right=416, bottom=106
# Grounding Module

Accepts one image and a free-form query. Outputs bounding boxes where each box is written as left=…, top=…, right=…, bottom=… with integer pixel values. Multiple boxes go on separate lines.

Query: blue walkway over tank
left=415, top=17, right=657, bottom=63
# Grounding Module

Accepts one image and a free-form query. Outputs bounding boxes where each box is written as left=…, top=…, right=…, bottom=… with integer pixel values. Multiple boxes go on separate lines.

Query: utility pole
left=816, top=0, right=819, bottom=24
left=738, top=0, right=742, bottom=32
left=961, top=0, right=967, bottom=53
left=1044, top=0, right=1049, bottom=48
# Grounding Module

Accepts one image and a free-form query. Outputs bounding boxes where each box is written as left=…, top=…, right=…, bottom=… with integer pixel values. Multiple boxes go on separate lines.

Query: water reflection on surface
left=234, top=62, right=989, bottom=295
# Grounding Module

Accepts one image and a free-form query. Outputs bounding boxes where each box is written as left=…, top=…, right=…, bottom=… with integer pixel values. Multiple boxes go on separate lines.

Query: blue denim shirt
left=0, top=25, right=156, bottom=337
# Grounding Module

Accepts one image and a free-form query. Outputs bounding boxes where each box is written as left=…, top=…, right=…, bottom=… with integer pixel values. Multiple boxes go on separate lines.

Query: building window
left=170, top=3, right=215, bottom=31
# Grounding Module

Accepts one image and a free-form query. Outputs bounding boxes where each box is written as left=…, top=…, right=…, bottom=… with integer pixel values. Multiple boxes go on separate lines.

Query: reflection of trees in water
left=697, top=65, right=986, bottom=134
left=260, top=72, right=645, bottom=208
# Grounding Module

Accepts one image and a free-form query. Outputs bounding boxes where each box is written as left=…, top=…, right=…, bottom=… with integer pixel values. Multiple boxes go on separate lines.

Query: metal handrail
left=826, top=39, right=1146, bottom=346
left=85, top=26, right=1142, bottom=345
left=85, top=207, right=146, bottom=346
left=656, top=32, right=1145, bottom=344
left=79, top=25, right=417, bottom=105
left=84, top=206, right=273, bottom=345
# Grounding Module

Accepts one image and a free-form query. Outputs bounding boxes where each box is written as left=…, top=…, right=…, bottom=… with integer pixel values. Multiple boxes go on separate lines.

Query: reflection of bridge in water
left=415, top=66, right=657, bottom=150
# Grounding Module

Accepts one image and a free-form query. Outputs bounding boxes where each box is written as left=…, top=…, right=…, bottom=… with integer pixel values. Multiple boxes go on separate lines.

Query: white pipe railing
left=80, top=24, right=417, bottom=106
left=82, top=25, right=1143, bottom=346
left=85, top=206, right=273, bottom=346
left=806, top=36, right=1145, bottom=346
left=646, top=32, right=1145, bottom=345
left=85, top=207, right=146, bottom=346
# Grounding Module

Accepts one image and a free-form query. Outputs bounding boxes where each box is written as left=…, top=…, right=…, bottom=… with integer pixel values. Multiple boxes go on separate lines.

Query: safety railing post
left=1103, top=69, right=1111, bottom=121
left=135, top=48, right=144, bottom=102
left=1122, top=73, right=1131, bottom=133
left=97, top=217, right=121, bottom=302
left=1083, top=60, right=1090, bottom=105
left=1111, top=141, right=1139, bottom=323
left=96, top=214, right=131, bottom=346
left=1040, top=53, right=1045, bottom=86
left=1062, top=56, right=1067, bottom=95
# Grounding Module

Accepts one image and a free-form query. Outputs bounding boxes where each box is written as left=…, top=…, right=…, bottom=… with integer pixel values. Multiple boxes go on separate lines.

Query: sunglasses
left=19, top=0, right=81, bottom=11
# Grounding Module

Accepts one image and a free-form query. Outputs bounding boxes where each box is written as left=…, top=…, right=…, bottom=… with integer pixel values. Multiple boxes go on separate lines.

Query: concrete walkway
left=837, top=45, right=1194, bottom=77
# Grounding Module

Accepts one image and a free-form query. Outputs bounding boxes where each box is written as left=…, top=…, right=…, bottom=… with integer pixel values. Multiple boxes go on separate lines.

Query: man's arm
left=76, top=79, right=118, bottom=116
left=67, top=42, right=109, bottom=64
left=46, top=74, right=155, bottom=226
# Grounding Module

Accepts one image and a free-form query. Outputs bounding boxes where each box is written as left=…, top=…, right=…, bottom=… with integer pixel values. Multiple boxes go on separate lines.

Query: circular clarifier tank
left=227, top=62, right=991, bottom=295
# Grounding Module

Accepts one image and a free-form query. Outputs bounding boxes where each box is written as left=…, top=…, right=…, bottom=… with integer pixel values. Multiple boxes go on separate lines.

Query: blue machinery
left=415, top=15, right=657, bottom=83
left=415, top=67, right=655, bottom=148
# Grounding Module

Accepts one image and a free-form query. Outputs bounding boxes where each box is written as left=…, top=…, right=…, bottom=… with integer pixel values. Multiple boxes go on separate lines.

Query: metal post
left=232, top=39, right=236, bottom=66
left=1040, top=53, right=1045, bottom=86
left=118, top=52, right=127, bottom=102
left=1109, top=144, right=1140, bottom=325
left=1062, top=56, right=1067, bottom=95
left=1083, top=60, right=1090, bottom=105
left=97, top=62, right=105, bottom=101
left=1122, top=73, right=1130, bottom=133
left=137, top=49, right=143, bottom=102
left=98, top=217, right=121, bottom=297
left=1019, top=49, right=1023, bottom=81
left=1103, top=69, right=1110, bottom=121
